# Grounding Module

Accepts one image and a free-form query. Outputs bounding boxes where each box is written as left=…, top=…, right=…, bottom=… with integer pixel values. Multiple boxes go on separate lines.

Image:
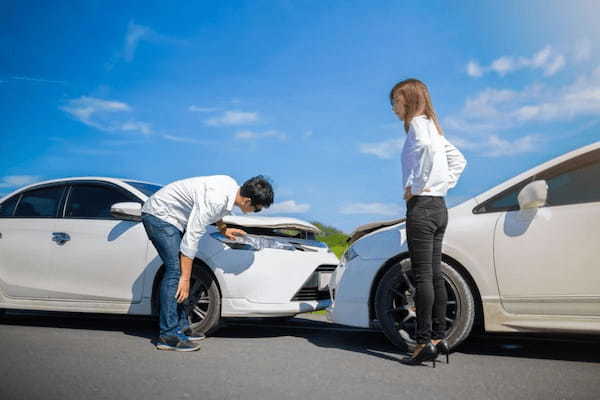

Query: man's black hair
left=240, top=175, right=274, bottom=208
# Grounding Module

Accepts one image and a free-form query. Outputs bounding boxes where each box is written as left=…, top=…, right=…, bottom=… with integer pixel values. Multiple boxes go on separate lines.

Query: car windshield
left=125, top=181, right=163, bottom=197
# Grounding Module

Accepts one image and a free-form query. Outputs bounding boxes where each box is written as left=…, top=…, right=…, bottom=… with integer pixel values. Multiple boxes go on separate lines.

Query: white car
left=0, top=177, right=338, bottom=335
left=328, top=141, right=600, bottom=351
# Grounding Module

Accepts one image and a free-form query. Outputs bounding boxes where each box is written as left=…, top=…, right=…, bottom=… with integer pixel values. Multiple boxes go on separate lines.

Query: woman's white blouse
left=401, top=115, right=467, bottom=197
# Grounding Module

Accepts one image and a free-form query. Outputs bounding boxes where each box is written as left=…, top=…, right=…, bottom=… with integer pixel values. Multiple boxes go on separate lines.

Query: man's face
left=239, top=197, right=263, bottom=214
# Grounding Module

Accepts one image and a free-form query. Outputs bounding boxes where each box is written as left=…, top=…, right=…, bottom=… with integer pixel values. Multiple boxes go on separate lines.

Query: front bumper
left=222, top=298, right=331, bottom=317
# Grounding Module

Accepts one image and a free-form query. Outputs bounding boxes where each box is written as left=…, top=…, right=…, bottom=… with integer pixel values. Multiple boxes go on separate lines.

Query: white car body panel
left=0, top=177, right=337, bottom=319
left=328, top=141, right=600, bottom=334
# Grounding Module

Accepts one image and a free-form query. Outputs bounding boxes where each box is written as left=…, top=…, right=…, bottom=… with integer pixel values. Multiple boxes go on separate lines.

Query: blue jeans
left=142, top=213, right=190, bottom=340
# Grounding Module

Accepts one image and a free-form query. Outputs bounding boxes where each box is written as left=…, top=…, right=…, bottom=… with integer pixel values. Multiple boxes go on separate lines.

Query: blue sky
left=1, top=0, right=599, bottom=232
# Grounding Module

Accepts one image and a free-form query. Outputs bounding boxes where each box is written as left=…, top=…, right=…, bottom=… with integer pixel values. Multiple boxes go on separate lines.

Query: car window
left=66, top=184, right=138, bottom=219
left=0, top=194, right=20, bottom=217
left=124, top=181, right=162, bottom=197
left=535, top=148, right=600, bottom=207
left=474, top=147, right=600, bottom=214
left=14, top=186, right=65, bottom=217
left=473, top=179, right=532, bottom=214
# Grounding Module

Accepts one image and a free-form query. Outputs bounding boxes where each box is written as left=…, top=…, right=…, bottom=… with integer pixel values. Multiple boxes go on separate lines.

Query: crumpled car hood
left=222, top=215, right=321, bottom=233
left=347, top=217, right=406, bottom=245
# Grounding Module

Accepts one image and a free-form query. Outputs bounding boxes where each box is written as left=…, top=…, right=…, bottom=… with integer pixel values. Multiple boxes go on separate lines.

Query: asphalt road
left=1, top=311, right=599, bottom=400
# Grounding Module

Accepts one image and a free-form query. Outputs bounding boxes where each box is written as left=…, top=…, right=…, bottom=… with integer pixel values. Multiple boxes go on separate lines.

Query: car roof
left=0, top=177, right=161, bottom=202
left=475, top=141, right=600, bottom=203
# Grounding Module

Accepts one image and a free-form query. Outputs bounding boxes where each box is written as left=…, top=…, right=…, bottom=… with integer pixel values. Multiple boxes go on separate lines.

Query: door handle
left=52, top=232, right=71, bottom=245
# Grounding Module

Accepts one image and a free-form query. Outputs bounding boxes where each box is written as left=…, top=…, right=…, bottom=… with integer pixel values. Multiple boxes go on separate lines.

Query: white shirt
left=142, top=175, right=239, bottom=258
left=401, top=115, right=467, bottom=197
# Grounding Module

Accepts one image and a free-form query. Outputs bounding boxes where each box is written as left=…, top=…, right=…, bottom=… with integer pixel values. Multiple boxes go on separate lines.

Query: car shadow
left=0, top=310, right=158, bottom=341
left=217, top=317, right=600, bottom=364
left=3, top=311, right=600, bottom=364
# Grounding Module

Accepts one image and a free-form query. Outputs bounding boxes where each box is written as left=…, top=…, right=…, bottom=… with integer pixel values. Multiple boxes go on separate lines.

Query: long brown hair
left=389, top=78, right=444, bottom=135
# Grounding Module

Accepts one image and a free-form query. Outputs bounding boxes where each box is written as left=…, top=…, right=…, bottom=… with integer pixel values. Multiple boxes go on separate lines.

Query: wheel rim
left=185, top=277, right=211, bottom=330
left=387, top=263, right=459, bottom=343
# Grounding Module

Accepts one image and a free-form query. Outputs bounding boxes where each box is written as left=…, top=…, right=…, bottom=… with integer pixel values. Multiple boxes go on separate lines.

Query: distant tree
left=311, top=222, right=348, bottom=259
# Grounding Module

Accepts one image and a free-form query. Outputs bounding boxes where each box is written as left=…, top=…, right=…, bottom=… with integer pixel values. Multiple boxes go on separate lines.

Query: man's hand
left=223, top=227, right=247, bottom=240
left=175, top=277, right=190, bottom=303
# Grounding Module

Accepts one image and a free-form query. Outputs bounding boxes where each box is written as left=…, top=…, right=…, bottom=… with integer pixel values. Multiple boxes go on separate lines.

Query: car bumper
left=221, top=298, right=331, bottom=317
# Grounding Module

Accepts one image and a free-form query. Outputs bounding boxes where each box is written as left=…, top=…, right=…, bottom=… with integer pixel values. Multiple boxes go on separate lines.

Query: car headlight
left=211, top=232, right=296, bottom=251
left=342, top=246, right=359, bottom=264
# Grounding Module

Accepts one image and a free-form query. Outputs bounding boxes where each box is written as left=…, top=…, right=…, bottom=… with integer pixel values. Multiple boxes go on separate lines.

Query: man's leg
left=142, top=214, right=194, bottom=344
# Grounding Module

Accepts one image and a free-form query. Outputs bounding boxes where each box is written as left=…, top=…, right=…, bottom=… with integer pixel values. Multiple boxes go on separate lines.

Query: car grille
left=291, top=264, right=337, bottom=301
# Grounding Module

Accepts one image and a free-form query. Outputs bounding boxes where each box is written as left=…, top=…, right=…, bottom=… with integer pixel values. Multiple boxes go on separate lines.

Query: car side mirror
left=517, top=180, right=548, bottom=210
left=110, top=202, right=142, bottom=222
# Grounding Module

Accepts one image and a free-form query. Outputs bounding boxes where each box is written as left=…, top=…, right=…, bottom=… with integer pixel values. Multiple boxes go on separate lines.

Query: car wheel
left=184, top=266, right=221, bottom=336
left=374, top=257, right=475, bottom=353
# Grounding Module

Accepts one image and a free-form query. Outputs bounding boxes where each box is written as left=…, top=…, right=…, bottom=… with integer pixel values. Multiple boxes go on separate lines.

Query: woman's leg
left=406, top=199, right=437, bottom=344
left=431, top=203, right=448, bottom=340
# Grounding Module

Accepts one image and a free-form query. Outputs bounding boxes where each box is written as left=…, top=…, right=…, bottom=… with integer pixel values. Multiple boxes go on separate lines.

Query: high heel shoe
left=435, top=339, right=450, bottom=364
left=401, top=343, right=438, bottom=368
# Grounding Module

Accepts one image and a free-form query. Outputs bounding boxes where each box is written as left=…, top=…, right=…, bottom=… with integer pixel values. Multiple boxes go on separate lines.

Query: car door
left=492, top=148, right=600, bottom=316
left=48, top=181, right=149, bottom=302
left=0, top=185, right=66, bottom=299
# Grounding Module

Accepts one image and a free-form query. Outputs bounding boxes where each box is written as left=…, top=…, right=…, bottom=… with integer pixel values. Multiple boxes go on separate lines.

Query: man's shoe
left=181, top=329, right=206, bottom=342
left=156, top=336, right=201, bottom=352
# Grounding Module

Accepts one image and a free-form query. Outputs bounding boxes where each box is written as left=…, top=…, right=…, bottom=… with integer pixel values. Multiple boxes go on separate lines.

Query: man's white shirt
left=401, top=115, right=467, bottom=197
left=142, top=175, right=239, bottom=258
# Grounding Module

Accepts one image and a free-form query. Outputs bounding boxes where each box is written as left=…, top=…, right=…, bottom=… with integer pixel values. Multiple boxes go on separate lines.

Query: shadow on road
left=0, top=310, right=157, bottom=341
left=3, top=311, right=600, bottom=363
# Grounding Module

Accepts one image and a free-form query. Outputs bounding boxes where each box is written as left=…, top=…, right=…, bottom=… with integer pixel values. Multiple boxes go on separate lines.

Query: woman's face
left=391, top=92, right=406, bottom=120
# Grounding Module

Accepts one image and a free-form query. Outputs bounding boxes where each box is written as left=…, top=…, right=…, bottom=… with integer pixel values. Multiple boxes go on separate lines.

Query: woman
left=390, top=79, right=467, bottom=366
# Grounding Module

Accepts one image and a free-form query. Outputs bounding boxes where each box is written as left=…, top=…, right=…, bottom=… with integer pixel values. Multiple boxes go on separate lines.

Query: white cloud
left=303, top=130, right=314, bottom=139
left=359, top=138, right=404, bottom=159
left=11, top=76, right=66, bottom=84
left=466, top=61, right=483, bottom=78
left=467, top=46, right=566, bottom=78
left=162, top=134, right=207, bottom=144
left=340, top=202, right=403, bottom=216
left=0, top=175, right=41, bottom=188
left=574, top=38, right=592, bottom=62
left=262, top=200, right=310, bottom=214
left=121, top=121, right=152, bottom=135
left=124, top=22, right=152, bottom=62
left=484, top=134, right=541, bottom=157
left=189, top=105, right=220, bottom=113
left=61, top=96, right=152, bottom=135
left=119, top=21, right=186, bottom=64
left=234, top=130, right=286, bottom=141
left=448, top=66, right=600, bottom=135
left=205, top=110, right=259, bottom=126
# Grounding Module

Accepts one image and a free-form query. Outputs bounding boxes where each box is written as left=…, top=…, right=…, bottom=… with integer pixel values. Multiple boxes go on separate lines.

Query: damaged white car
left=328, top=141, right=600, bottom=351
left=0, top=177, right=338, bottom=335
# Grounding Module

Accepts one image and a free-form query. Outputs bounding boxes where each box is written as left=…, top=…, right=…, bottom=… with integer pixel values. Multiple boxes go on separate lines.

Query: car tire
left=374, top=257, right=475, bottom=353
left=186, top=266, right=222, bottom=336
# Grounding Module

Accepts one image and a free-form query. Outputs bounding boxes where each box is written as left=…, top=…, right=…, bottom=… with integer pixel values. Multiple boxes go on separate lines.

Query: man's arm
left=216, top=219, right=247, bottom=240
left=176, top=254, right=193, bottom=303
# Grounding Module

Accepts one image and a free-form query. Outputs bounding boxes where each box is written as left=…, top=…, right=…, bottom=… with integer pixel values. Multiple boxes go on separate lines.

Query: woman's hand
left=223, top=227, right=247, bottom=240
left=175, top=278, right=190, bottom=303
left=404, top=187, right=413, bottom=201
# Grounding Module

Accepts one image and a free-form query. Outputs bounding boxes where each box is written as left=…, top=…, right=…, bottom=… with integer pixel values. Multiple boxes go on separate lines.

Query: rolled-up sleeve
left=408, top=122, right=435, bottom=195
left=180, top=189, right=224, bottom=258
left=443, top=136, right=467, bottom=189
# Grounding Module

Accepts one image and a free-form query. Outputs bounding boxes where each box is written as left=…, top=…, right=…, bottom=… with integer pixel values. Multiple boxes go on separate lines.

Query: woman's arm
left=442, top=136, right=467, bottom=189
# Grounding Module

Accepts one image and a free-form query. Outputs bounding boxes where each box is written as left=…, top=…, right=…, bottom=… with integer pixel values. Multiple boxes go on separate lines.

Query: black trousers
left=406, top=195, right=448, bottom=344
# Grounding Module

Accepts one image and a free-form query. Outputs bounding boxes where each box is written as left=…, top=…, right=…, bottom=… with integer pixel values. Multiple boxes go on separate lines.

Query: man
left=141, top=175, right=274, bottom=351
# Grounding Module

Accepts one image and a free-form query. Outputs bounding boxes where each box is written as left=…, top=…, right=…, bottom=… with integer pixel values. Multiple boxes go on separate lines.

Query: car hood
left=222, top=215, right=321, bottom=233
left=347, top=217, right=406, bottom=245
